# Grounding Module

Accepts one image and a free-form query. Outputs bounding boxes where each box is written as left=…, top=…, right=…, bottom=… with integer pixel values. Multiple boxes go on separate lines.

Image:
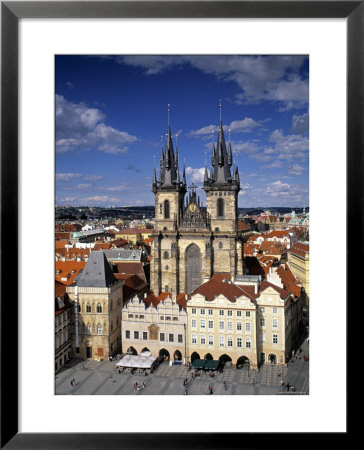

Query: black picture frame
left=1, top=1, right=356, bottom=448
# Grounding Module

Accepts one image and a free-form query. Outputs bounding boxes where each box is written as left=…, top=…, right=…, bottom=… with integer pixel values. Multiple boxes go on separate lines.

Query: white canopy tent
left=116, top=354, right=157, bottom=369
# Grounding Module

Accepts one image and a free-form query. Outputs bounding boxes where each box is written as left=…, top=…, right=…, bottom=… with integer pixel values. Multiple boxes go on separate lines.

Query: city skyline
left=56, top=55, right=309, bottom=208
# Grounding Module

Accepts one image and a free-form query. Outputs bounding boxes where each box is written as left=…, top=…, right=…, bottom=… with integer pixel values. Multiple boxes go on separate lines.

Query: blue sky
left=56, top=55, right=309, bottom=208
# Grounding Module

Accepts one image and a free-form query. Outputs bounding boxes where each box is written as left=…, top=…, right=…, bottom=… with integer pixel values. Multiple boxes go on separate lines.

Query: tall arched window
left=97, top=323, right=102, bottom=335
left=86, top=323, right=91, bottom=334
left=164, top=200, right=170, bottom=219
left=163, top=251, right=169, bottom=259
left=97, top=303, right=102, bottom=313
left=217, top=198, right=224, bottom=217
left=86, top=303, right=91, bottom=313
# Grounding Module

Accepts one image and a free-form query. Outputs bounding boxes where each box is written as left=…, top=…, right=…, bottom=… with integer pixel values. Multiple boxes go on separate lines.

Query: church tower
left=151, top=106, right=186, bottom=295
left=151, top=102, right=244, bottom=296
left=203, top=100, right=243, bottom=278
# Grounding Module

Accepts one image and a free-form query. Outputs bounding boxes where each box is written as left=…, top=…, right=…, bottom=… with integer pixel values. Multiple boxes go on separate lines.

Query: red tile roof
left=115, top=262, right=147, bottom=282
left=56, top=247, right=91, bottom=260
left=190, top=273, right=257, bottom=303
left=289, top=242, right=309, bottom=257
left=276, top=264, right=301, bottom=298
left=55, top=260, right=86, bottom=285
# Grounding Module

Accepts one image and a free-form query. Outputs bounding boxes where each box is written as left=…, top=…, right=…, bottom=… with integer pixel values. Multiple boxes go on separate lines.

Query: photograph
left=54, top=55, right=310, bottom=396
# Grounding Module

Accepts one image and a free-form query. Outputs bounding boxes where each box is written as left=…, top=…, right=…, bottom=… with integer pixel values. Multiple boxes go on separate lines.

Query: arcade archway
left=191, top=352, right=200, bottom=362
left=159, top=348, right=170, bottom=361
left=268, top=353, right=277, bottom=364
left=126, top=346, right=137, bottom=355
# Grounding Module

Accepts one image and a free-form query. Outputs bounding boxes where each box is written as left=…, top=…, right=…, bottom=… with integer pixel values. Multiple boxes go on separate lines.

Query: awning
left=116, top=354, right=157, bottom=369
left=204, top=360, right=220, bottom=370
left=191, top=359, right=205, bottom=369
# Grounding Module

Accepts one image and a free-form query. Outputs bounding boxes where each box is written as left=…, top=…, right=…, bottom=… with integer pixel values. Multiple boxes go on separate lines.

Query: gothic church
left=151, top=109, right=244, bottom=295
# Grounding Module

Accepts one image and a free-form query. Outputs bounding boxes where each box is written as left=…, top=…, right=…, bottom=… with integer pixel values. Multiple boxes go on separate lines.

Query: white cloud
left=288, top=164, right=305, bottom=175
left=56, top=95, right=137, bottom=154
left=56, top=173, right=82, bottom=181
left=116, top=55, right=308, bottom=110
left=292, top=112, right=309, bottom=134
left=185, top=166, right=205, bottom=183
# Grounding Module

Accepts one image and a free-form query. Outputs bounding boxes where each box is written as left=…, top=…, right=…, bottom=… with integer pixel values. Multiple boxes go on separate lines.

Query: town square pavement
left=55, top=338, right=309, bottom=396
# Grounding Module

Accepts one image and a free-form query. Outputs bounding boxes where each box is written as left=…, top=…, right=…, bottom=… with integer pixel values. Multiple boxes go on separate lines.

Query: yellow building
left=287, top=242, right=309, bottom=305
left=115, top=228, right=154, bottom=243
left=187, top=273, right=301, bottom=368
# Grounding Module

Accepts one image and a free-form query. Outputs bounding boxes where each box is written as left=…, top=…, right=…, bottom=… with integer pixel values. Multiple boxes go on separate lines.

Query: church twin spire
left=153, top=101, right=240, bottom=194
left=153, top=105, right=186, bottom=193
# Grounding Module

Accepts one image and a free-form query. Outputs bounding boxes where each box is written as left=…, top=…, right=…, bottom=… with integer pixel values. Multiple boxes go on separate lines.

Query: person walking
left=185, top=389, right=188, bottom=395
left=224, top=381, right=227, bottom=390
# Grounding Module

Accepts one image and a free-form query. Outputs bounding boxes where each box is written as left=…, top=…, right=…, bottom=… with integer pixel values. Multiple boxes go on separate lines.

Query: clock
left=189, top=203, right=197, bottom=213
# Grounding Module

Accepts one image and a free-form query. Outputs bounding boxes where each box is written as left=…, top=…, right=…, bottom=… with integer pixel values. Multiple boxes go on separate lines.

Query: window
left=219, top=241, right=223, bottom=249
left=200, top=320, right=206, bottom=329
left=227, top=321, right=233, bottom=331
left=173, top=316, right=178, bottom=322
left=192, top=308, right=196, bottom=314
left=192, top=319, right=197, bottom=328
left=260, top=333, right=266, bottom=342
left=160, top=315, right=164, bottom=321
left=227, top=336, right=233, bottom=347
left=143, top=332, right=148, bottom=340
left=128, top=314, right=133, bottom=319
left=160, top=333, right=165, bottom=341
left=208, top=320, right=214, bottom=329
left=219, top=336, right=225, bottom=347
left=178, top=334, right=183, bottom=343
left=200, top=335, right=206, bottom=345
left=192, top=334, right=197, bottom=344
left=200, top=308, right=205, bottom=315
left=86, top=303, right=91, bottom=313
left=273, top=318, right=278, bottom=328
left=245, top=311, right=250, bottom=318
left=208, top=309, right=213, bottom=315
left=165, top=316, right=171, bottom=321
left=164, top=200, right=170, bottom=219
left=165, top=285, right=169, bottom=292
left=139, top=315, right=144, bottom=320
left=219, top=310, right=224, bottom=316
left=260, top=317, right=265, bottom=327
left=273, top=334, right=278, bottom=344
left=134, top=331, right=139, bottom=339
left=97, top=303, right=102, bottom=313
left=260, top=307, right=265, bottom=313
left=219, top=321, right=224, bottom=330
left=227, top=310, right=232, bottom=317
left=246, top=338, right=251, bottom=348
left=169, top=334, right=174, bottom=342
left=217, top=197, right=224, bottom=217
left=163, top=251, right=169, bottom=259
left=237, top=337, right=242, bottom=348
left=237, top=310, right=242, bottom=317
left=165, top=265, right=169, bottom=271
left=237, top=322, right=242, bottom=331
left=246, top=322, right=251, bottom=332
left=97, top=323, right=102, bottom=335
left=208, top=336, right=213, bottom=346
left=273, top=307, right=278, bottom=314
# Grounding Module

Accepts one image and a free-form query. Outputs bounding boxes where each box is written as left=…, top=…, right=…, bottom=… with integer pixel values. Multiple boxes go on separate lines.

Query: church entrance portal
left=186, top=244, right=201, bottom=293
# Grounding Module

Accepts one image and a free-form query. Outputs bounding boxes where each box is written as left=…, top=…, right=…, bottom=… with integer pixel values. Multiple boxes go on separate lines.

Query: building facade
left=151, top=111, right=244, bottom=296
left=187, top=274, right=301, bottom=368
left=55, top=282, right=73, bottom=372
left=121, top=293, right=187, bottom=362
left=66, top=251, right=124, bottom=361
